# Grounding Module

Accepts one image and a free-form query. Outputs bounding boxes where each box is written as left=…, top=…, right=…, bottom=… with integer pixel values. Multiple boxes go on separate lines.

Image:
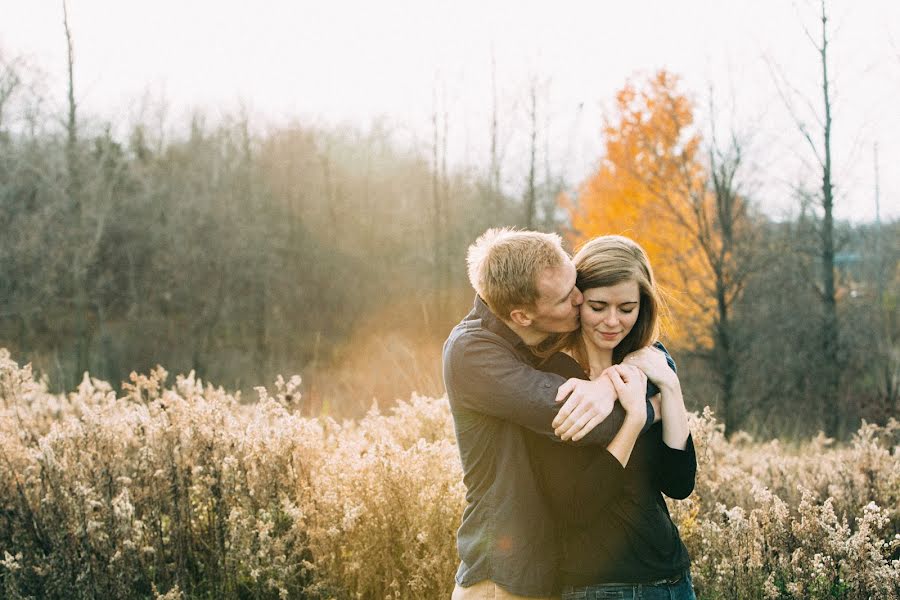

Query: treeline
left=0, top=97, right=521, bottom=411
left=679, top=215, right=898, bottom=437
left=564, top=69, right=899, bottom=439
left=0, top=52, right=897, bottom=436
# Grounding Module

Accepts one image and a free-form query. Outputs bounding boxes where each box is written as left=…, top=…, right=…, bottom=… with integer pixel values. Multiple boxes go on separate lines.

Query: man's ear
left=508, top=307, right=533, bottom=327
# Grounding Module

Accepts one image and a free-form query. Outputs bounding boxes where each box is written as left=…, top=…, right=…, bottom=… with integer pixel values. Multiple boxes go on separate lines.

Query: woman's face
left=580, top=279, right=641, bottom=351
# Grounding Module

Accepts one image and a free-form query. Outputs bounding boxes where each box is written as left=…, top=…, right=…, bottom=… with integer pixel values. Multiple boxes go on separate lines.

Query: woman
left=529, top=235, right=696, bottom=599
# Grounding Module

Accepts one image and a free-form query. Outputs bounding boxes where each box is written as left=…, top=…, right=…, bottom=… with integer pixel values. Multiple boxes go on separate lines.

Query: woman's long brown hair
left=535, top=235, right=667, bottom=373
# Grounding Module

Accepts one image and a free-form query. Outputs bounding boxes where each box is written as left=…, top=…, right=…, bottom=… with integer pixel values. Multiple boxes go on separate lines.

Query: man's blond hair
left=466, top=228, right=568, bottom=319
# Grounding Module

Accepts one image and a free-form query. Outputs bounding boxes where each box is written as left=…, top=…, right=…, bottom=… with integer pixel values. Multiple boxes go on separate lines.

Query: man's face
left=527, top=259, right=584, bottom=335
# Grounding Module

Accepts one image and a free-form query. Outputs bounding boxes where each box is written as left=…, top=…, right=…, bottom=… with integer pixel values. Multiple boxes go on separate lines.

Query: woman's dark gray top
left=528, top=348, right=696, bottom=589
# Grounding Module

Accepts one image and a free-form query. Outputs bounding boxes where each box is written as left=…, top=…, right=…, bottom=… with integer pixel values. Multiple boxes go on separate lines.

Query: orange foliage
left=565, top=70, right=715, bottom=347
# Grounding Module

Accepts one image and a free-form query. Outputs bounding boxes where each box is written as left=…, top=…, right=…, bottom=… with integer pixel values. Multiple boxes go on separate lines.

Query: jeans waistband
left=645, top=571, right=684, bottom=586
left=562, top=570, right=685, bottom=592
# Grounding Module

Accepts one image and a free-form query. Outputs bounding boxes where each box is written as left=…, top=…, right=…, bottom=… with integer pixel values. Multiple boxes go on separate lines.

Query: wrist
left=623, top=410, right=645, bottom=427
left=591, top=376, right=616, bottom=400
left=658, top=378, right=681, bottom=395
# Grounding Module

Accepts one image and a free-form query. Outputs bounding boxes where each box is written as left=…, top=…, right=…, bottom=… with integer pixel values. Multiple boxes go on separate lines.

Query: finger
left=600, top=366, right=619, bottom=380
left=555, top=400, right=591, bottom=437
left=555, top=378, right=578, bottom=403
left=571, top=413, right=605, bottom=442
left=552, top=388, right=581, bottom=428
left=616, top=363, right=640, bottom=381
left=617, top=364, right=643, bottom=383
left=559, top=408, right=593, bottom=441
left=558, top=400, right=596, bottom=440
left=628, top=363, right=647, bottom=380
left=608, top=368, right=626, bottom=393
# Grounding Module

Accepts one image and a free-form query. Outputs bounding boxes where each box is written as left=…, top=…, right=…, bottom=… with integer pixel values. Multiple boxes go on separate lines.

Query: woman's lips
left=600, top=331, right=620, bottom=340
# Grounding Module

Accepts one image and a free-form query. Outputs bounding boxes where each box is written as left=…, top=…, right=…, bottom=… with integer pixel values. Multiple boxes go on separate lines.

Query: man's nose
left=572, top=288, right=584, bottom=306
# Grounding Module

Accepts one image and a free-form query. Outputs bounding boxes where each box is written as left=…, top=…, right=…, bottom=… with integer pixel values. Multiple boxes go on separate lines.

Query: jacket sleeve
left=446, top=332, right=653, bottom=446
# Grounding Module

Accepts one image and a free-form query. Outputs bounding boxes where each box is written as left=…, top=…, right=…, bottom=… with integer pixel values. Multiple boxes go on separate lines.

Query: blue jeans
left=560, top=571, right=695, bottom=600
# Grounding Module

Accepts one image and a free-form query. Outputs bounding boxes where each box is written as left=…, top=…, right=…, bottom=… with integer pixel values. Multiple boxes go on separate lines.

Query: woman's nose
left=604, top=312, right=619, bottom=326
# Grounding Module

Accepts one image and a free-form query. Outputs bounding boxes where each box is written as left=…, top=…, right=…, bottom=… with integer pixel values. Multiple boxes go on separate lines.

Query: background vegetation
left=0, top=2, right=900, bottom=600
left=1, top=34, right=896, bottom=436
left=0, top=3, right=899, bottom=597
left=0, top=353, right=897, bottom=599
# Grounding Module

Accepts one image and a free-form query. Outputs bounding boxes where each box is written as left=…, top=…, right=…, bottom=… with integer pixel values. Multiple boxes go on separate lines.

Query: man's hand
left=552, top=376, right=616, bottom=441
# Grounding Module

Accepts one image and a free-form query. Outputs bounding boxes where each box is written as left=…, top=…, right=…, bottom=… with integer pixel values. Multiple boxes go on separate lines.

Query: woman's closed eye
left=589, top=304, right=635, bottom=314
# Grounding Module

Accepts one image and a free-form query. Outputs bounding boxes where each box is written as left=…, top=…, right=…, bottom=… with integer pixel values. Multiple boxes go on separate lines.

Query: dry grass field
left=1, top=349, right=898, bottom=599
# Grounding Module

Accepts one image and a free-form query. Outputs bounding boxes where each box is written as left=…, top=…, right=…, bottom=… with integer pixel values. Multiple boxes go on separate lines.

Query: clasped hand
left=551, top=365, right=647, bottom=442
left=622, top=345, right=677, bottom=389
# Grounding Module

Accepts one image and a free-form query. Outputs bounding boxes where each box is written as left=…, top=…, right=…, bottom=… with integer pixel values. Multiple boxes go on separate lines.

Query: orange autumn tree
left=566, top=70, right=757, bottom=432
left=566, top=70, right=713, bottom=346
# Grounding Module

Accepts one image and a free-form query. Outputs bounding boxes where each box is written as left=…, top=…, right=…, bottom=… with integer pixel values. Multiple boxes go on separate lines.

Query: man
left=443, top=228, right=660, bottom=599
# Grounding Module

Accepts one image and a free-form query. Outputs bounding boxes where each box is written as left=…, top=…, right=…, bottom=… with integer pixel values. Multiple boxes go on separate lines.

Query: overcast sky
left=2, top=0, right=898, bottom=221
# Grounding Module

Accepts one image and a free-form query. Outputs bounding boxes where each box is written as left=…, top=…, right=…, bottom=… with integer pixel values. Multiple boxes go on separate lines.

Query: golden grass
left=0, top=349, right=897, bottom=599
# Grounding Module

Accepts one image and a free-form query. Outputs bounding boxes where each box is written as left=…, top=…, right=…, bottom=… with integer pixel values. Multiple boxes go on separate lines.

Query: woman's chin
left=585, top=334, right=620, bottom=351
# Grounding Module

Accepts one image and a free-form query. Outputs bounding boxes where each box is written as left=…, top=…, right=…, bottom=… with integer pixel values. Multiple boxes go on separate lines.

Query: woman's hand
left=625, top=346, right=689, bottom=450
left=606, top=364, right=648, bottom=418
left=623, top=345, right=678, bottom=390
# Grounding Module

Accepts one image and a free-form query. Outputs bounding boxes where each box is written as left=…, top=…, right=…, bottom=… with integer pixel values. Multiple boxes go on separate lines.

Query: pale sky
left=2, top=0, right=899, bottom=221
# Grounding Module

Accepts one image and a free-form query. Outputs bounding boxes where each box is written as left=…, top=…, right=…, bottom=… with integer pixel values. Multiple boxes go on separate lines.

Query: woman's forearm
left=606, top=412, right=646, bottom=467
left=658, top=381, right=690, bottom=450
left=650, top=395, right=661, bottom=423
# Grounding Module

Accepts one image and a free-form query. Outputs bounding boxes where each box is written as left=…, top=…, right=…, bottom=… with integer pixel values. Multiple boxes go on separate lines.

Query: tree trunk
left=64, top=1, right=91, bottom=379
left=525, top=81, right=537, bottom=228
left=818, top=0, right=841, bottom=437
left=490, top=49, right=501, bottom=215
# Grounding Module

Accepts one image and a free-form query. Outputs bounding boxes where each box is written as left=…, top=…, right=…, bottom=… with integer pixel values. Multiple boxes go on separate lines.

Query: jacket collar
left=472, top=295, right=532, bottom=354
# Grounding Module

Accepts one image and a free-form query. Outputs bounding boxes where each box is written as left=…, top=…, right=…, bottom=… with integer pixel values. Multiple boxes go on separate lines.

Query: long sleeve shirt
left=527, top=346, right=696, bottom=589
left=442, top=296, right=658, bottom=596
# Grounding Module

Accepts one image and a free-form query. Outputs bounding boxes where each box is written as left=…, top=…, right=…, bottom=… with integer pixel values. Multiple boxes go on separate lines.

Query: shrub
left=1, top=349, right=898, bottom=599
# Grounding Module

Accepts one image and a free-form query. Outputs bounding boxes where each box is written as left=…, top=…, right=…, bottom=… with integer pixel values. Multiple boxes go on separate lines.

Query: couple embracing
left=443, top=228, right=696, bottom=600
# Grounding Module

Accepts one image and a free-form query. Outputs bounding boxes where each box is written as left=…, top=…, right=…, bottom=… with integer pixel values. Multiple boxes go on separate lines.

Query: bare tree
left=644, top=139, right=757, bottom=435
left=429, top=76, right=452, bottom=310
left=62, top=0, right=92, bottom=377
left=769, top=0, right=842, bottom=436
left=0, top=52, right=23, bottom=132
left=524, top=77, right=538, bottom=228
left=489, top=47, right=501, bottom=201
left=63, top=1, right=80, bottom=209
left=705, top=128, right=758, bottom=434
left=581, top=74, right=760, bottom=434
left=870, top=144, right=899, bottom=415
